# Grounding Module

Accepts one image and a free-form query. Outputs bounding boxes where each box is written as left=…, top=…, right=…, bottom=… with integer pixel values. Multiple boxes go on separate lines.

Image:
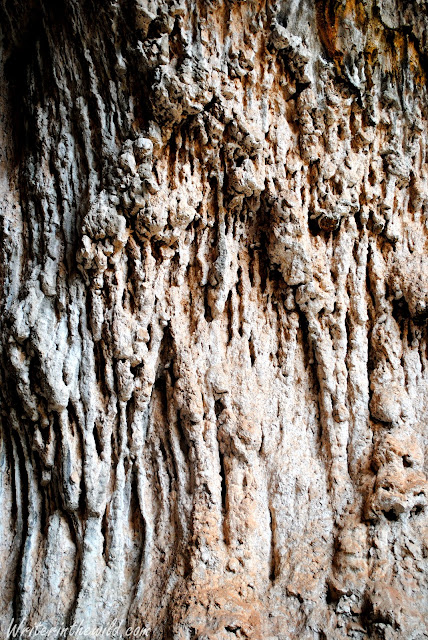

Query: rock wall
left=0, top=1, right=427, bottom=638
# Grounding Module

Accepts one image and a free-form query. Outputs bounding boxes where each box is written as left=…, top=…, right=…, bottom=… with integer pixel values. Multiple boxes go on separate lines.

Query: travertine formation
left=0, top=1, right=427, bottom=638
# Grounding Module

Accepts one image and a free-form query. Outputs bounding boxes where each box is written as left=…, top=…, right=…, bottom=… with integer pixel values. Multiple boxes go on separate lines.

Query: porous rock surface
left=0, top=1, right=427, bottom=638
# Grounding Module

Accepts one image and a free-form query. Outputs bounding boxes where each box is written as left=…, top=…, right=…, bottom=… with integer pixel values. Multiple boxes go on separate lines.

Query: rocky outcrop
left=0, top=1, right=427, bottom=638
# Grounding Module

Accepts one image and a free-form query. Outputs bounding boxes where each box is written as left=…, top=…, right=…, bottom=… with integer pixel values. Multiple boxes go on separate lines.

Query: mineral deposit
left=0, top=1, right=427, bottom=639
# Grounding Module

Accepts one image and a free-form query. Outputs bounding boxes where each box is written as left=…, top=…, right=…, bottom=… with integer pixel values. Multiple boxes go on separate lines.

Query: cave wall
left=0, top=1, right=427, bottom=638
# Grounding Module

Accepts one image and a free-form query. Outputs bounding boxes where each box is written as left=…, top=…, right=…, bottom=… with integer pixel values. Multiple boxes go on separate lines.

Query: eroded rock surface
left=0, top=1, right=427, bottom=638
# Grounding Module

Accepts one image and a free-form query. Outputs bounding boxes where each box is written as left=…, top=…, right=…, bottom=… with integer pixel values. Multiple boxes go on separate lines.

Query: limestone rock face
left=0, top=1, right=427, bottom=638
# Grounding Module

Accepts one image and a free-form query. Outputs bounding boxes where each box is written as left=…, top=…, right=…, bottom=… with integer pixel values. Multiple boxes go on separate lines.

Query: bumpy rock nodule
left=0, top=1, right=427, bottom=638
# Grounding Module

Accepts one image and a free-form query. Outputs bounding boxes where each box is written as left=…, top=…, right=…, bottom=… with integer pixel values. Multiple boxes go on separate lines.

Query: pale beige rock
left=0, top=1, right=427, bottom=639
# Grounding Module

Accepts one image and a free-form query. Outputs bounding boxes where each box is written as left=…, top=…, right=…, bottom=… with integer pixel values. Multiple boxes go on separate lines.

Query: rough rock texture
left=0, top=1, right=427, bottom=638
